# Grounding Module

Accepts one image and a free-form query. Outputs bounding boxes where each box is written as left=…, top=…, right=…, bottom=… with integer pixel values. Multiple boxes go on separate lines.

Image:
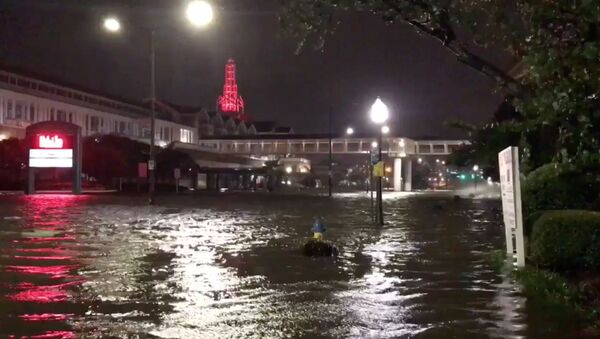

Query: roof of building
left=0, top=63, right=148, bottom=114
left=252, top=121, right=277, bottom=133
left=163, top=102, right=204, bottom=115
left=273, top=126, right=293, bottom=134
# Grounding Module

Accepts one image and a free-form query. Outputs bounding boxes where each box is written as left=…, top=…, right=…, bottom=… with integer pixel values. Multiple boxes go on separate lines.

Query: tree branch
left=381, top=0, right=527, bottom=98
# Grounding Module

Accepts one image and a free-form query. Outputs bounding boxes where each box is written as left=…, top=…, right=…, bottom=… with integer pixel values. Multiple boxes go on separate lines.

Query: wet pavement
left=0, top=193, right=585, bottom=338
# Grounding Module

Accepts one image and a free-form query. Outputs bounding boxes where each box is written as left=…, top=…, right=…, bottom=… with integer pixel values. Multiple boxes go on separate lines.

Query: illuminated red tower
left=217, top=58, right=248, bottom=121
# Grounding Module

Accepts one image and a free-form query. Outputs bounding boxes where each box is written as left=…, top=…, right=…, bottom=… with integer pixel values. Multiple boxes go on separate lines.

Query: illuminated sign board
left=29, top=134, right=73, bottom=168
left=38, top=135, right=64, bottom=148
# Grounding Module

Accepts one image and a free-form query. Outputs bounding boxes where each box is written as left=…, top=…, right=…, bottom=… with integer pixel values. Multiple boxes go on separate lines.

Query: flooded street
left=0, top=193, right=583, bottom=338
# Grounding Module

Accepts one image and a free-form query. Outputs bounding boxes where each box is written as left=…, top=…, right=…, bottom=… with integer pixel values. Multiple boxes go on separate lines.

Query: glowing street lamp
left=103, top=17, right=121, bottom=32
left=370, top=97, right=389, bottom=124
left=346, top=127, right=354, bottom=135
left=186, top=0, right=214, bottom=27
left=371, top=141, right=378, bottom=148
left=285, top=166, right=293, bottom=174
left=381, top=125, right=390, bottom=134
left=102, top=1, right=214, bottom=205
left=472, top=164, right=480, bottom=194
left=369, top=97, right=389, bottom=226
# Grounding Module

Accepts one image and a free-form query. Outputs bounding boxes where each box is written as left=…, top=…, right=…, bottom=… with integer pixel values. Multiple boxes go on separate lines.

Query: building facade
left=0, top=68, right=196, bottom=146
left=0, top=65, right=293, bottom=145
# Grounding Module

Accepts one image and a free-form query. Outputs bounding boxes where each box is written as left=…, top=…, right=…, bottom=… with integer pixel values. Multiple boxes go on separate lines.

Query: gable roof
left=273, top=126, right=293, bottom=134
left=253, top=121, right=277, bottom=133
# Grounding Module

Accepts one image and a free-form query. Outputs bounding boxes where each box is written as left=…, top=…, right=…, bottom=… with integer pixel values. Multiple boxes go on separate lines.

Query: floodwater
left=0, top=193, right=585, bottom=338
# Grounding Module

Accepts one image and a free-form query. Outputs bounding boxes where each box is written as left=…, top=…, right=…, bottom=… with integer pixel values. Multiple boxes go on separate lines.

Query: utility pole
left=148, top=30, right=156, bottom=205
left=328, top=106, right=333, bottom=197
left=376, top=129, right=384, bottom=225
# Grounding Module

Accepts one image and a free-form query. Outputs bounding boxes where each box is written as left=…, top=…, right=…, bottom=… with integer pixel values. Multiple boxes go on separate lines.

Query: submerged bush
left=530, top=210, right=600, bottom=272
left=522, top=164, right=600, bottom=215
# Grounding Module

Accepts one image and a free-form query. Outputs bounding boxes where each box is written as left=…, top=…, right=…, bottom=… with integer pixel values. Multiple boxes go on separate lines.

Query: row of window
left=0, top=71, right=148, bottom=117
left=0, top=95, right=195, bottom=144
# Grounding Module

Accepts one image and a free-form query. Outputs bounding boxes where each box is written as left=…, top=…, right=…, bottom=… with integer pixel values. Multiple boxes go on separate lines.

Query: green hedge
left=522, top=163, right=600, bottom=214
left=530, top=210, right=600, bottom=272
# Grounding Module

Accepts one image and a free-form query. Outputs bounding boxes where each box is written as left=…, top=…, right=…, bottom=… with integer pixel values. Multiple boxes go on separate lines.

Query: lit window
left=15, top=101, right=25, bottom=120
left=180, top=129, right=192, bottom=143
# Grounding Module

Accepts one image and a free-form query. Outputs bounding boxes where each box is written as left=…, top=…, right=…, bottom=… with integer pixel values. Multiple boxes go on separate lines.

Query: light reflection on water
left=0, top=193, right=585, bottom=338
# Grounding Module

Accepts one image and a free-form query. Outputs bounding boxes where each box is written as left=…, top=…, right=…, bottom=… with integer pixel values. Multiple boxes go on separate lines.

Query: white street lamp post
left=102, top=1, right=213, bottom=205
left=369, top=97, right=389, bottom=226
left=473, top=164, right=480, bottom=195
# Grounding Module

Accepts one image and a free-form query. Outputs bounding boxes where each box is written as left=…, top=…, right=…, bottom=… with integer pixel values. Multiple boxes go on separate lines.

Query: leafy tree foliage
left=280, top=0, right=527, bottom=96
left=0, top=138, right=26, bottom=189
left=281, top=0, right=600, bottom=173
left=517, top=1, right=600, bottom=169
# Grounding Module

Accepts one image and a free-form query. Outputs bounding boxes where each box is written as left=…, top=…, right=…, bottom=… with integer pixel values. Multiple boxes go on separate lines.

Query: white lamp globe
left=369, top=97, right=389, bottom=124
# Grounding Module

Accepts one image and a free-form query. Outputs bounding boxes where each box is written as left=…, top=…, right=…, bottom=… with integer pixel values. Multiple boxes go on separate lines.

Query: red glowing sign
left=38, top=135, right=65, bottom=149
left=30, top=134, right=73, bottom=168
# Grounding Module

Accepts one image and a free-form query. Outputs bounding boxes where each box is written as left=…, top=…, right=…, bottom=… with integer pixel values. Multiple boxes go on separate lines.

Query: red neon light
left=217, top=58, right=249, bottom=121
left=38, top=135, right=64, bottom=149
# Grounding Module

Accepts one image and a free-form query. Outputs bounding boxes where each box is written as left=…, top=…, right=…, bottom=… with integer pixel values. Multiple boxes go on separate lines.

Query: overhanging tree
left=280, top=0, right=528, bottom=97
left=280, top=0, right=600, bottom=171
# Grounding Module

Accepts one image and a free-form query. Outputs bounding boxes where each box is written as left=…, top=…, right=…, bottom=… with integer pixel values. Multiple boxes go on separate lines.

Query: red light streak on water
left=8, top=331, right=76, bottom=339
left=8, top=280, right=85, bottom=303
left=15, top=248, right=68, bottom=253
left=13, top=236, right=76, bottom=244
left=18, top=314, right=74, bottom=321
left=5, top=265, right=78, bottom=279
left=4, top=194, right=89, bottom=338
left=14, top=256, right=73, bottom=261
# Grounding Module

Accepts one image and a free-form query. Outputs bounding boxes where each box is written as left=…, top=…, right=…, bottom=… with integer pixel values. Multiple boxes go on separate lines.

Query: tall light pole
left=102, top=1, right=213, bottom=205
left=473, top=164, right=480, bottom=194
left=370, top=97, right=389, bottom=226
left=328, top=105, right=333, bottom=197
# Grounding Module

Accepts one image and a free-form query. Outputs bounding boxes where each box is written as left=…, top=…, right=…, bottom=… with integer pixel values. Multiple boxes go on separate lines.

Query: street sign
left=148, top=160, right=155, bottom=171
left=174, top=168, right=181, bottom=179
left=498, top=146, right=525, bottom=267
left=373, top=161, right=385, bottom=177
left=138, top=163, right=148, bottom=178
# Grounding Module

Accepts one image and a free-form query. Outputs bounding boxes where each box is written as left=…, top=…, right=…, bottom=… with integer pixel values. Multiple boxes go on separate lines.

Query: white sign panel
left=498, top=147, right=525, bottom=267
left=29, top=149, right=73, bottom=168
left=174, top=168, right=181, bottom=179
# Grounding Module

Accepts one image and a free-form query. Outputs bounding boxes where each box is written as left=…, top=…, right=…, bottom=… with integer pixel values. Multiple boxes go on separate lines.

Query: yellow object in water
left=313, top=232, right=323, bottom=241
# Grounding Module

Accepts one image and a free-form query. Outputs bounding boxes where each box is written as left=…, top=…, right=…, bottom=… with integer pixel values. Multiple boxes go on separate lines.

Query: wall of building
left=0, top=88, right=194, bottom=146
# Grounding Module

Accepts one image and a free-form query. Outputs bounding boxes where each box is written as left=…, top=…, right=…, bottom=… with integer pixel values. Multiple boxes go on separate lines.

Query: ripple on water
left=0, top=193, right=587, bottom=338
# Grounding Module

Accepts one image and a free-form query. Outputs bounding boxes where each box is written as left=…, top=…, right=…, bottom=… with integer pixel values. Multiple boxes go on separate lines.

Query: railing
left=198, top=137, right=469, bottom=156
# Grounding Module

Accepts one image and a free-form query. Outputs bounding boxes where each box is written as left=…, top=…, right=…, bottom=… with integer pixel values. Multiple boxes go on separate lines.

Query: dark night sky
left=0, top=0, right=510, bottom=137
